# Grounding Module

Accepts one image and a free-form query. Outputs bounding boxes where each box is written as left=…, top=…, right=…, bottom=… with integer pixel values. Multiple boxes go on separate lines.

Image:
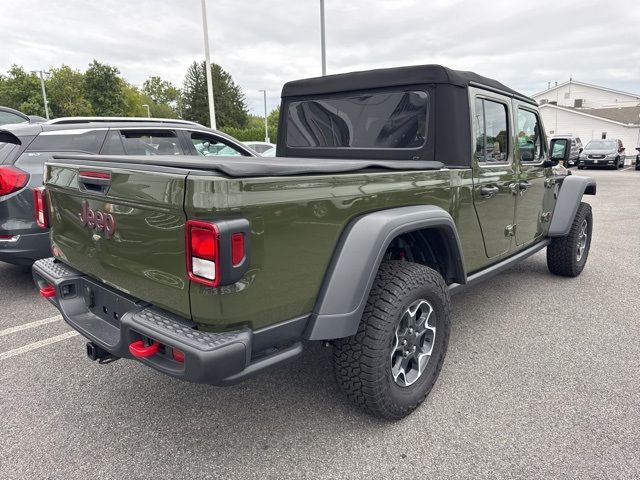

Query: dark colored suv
left=0, top=118, right=255, bottom=265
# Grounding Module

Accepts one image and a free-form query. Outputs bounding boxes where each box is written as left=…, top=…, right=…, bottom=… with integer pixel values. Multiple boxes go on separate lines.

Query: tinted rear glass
left=286, top=90, right=428, bottom=149
left=28, top=129, right=107, bottom=154
left=0, top=142, right=18, bottom=164
left=0, top=111, right=28, bottom=125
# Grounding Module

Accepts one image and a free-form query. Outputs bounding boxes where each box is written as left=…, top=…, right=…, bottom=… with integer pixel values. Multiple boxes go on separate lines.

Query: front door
left=513, top=104, right=551, bottom=246
left=471, top=89, right=517, bottom=259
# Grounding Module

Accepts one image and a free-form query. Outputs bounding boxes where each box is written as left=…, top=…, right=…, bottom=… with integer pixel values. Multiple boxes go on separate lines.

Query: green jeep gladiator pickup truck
left=33, top=65, right=595, bottom=419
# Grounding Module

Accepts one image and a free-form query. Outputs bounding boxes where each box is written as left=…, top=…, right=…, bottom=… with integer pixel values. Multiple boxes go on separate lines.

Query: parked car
left=261, top=146, right=276, bottom=157
left=578, top=138, right=625, bottom=169
left=0, top=117, right=255, bottom=266
left=549, top=135, right=582, bottom=166
left=244, top=141, right=276, bottom=154
left=0, top=106, right=29, bottom=126
left=33, top=65, right=595, bottom=420
left=635, top=147, right=640, bottom=170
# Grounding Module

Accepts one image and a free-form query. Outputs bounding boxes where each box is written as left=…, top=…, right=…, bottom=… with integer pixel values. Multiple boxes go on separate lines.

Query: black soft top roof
left=281, top=64, right=535, bottom=105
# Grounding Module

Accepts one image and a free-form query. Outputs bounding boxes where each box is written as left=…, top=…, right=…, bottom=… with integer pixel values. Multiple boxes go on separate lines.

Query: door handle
left=479, top=186, right=499, bottom=198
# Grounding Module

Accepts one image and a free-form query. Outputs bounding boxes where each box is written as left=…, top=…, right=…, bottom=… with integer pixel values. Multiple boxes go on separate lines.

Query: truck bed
left=52, top=154, right=445, bottom=177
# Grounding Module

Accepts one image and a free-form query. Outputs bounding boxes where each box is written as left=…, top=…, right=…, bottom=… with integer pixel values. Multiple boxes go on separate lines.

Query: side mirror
left=547, top=138, right=571, bottom=167
left=579, top=147, right=583, bottom=154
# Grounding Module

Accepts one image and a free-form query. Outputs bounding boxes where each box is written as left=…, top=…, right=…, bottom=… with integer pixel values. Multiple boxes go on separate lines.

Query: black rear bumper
left=33, top=257, right=302, bottom=385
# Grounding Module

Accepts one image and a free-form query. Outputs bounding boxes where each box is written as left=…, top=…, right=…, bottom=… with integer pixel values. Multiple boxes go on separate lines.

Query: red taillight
left=186, top=220, right=219, bottom=286
left=0, top=166, right=29, bottom=196
left=231, top=233, right=245, bottom=266
left=33, top=186, right=49, bottom=228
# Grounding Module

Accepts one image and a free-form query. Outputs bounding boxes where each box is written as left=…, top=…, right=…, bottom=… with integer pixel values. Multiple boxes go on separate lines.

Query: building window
left=601, top=132, right=607, bottom=139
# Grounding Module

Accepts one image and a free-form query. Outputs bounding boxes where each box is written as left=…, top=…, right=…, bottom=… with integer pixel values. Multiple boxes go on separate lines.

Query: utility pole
left=200, top=0, right=217, bottom=129
left=320, top=0, right=326, bottom=76
left=259, top=90, right=269, bottom=143
left=32, top=70, right=50, bottom=120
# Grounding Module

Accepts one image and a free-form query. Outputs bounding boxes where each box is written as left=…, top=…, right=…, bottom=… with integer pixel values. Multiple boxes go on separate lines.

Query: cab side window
left=190, top=133, right=248, bottom=157
left=517, top=109, right=544, bottom=162
left=474, top=98, right=508, bottom=163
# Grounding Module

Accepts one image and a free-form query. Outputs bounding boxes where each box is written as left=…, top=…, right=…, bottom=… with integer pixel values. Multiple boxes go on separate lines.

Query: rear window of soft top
left=286, top=90, right=428, bottom=149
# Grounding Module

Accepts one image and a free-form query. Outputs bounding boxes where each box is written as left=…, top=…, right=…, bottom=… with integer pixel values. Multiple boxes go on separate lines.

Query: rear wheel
left=333, top=261, right=450, bottom=420
left=547, top=202, right=592, bottom=277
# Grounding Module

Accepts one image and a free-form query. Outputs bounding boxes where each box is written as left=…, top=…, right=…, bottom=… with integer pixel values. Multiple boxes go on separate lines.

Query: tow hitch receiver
left=129, top=340, right=159, bottom=358
left=86, top=342, right=119, bottom=364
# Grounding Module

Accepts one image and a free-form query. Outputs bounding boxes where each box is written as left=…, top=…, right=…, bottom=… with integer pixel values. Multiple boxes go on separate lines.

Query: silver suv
left=0, top=117, right=255, bottom=265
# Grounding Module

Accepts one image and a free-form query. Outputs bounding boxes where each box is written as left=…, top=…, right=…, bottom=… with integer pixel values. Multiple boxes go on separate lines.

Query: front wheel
left=547, top=202, right=593, bottom=277
left=333, top=261, right=450, bottom=420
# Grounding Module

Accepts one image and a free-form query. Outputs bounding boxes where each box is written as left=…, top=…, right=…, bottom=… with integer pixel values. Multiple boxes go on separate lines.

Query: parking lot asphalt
left=1, top=168, right=639, bottom=479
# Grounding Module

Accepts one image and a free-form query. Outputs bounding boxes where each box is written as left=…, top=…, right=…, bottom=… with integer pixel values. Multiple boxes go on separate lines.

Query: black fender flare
left=304, top=205, right=466, bottom=340
left=548, top=175, right=596, bottom=237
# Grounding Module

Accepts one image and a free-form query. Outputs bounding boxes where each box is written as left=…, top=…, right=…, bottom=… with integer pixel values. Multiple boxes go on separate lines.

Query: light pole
left=320, top=0, right=326, bottom=76
left=201, top=0, right=217, bottom=129
left=31, top=70, right=50, bottom=120
left=142, top=104, right=151, bottom=118
left=258, top=90, right=269, bottom=143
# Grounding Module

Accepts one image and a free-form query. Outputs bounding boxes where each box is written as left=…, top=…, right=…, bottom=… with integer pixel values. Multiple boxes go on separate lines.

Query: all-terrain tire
left=333, top=261, right=450, bottom=420
left=547, top=202, right=593, bottom=277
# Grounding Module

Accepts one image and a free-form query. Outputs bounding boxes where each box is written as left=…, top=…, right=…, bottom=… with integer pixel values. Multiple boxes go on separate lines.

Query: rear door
left=513, top=103, right=551, bottom=246
left=470, top=88, right=517, bottom=259
left=46, top=161, right=191, bottom=318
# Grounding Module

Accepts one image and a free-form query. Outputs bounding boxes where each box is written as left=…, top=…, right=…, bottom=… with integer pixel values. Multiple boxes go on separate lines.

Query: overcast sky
left=2, top=0, right=639, bottom=115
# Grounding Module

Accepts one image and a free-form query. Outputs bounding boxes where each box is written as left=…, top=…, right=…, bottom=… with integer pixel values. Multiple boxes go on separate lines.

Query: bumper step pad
left=127, top=307, right=251, bottom=353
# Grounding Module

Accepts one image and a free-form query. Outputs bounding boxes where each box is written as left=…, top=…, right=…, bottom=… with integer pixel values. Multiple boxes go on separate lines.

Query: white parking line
left=0, top=331, right=79, bottom=360
left=0, top=315, right=62, bottom=337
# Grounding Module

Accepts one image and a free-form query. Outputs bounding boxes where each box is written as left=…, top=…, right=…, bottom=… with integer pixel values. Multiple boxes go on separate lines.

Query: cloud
left=1, top=0, right=638, bottom=115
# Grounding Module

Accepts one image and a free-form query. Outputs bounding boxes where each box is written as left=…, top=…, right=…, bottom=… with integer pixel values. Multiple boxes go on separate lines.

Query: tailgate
left=45, top=162, right=190, bottom=318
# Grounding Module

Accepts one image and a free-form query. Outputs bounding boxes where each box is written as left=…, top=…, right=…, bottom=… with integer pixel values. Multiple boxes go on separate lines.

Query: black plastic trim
left=32, top=257, right=305, bottom=385
left=448, top=240, right=550, bottom=295
left=548, top=176, right=596, bottom=237
left=305, top=205, right=466, bottom=340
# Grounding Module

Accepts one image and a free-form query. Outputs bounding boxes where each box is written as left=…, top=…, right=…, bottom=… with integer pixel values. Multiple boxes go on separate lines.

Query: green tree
left=182, top=61, right=248, bottom=129
left=84, top=60, right=127, bottom=116
left=268, top=106, right=280, bottom=128
left=120, top=81, right=148, bottom=117
left=47, top=65, right=93, bottom=117
left=143, top=76, right=180, bottom=105
left=0, top=66, right=45, bottom=116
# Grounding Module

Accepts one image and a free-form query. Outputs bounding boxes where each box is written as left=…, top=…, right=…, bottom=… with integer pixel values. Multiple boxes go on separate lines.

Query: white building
left=532, top=80, right=640, bottom=161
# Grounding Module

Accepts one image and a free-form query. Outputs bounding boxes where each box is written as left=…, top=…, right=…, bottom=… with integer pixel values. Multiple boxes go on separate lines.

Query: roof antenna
left=548, top=81, right=551, bottom=89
